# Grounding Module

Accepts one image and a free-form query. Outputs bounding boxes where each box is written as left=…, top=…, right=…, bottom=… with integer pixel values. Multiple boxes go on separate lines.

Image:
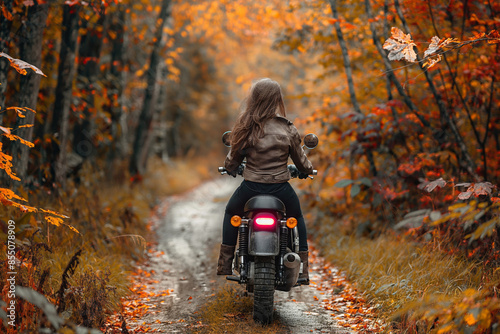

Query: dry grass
left=0, top=156, right=218, bottom=331
left=314, top=222, right=484, bottom=322
left=142, top=156, right=215, bottom=201
left=192, top=284, right=288, bottom=334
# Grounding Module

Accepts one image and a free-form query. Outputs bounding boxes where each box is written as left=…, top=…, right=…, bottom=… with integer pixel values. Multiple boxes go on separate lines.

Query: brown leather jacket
left=224, top=116, right=313, bottom=183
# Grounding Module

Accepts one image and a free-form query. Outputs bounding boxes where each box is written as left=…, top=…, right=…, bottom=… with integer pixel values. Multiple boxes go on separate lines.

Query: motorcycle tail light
left=254, top=214, right=276, bottom=227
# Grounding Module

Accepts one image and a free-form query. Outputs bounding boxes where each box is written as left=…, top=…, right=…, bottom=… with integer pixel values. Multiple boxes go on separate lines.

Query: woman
left=217, top=78, right=314, bottom=284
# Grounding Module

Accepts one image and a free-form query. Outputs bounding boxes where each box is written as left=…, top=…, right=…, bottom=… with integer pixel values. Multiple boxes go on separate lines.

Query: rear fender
left=249, top=230, right=279, bottom=256
left=248, top=212, right=280, bottom=256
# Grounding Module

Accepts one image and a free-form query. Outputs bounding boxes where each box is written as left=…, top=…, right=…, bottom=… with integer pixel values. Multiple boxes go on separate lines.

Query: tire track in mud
left=108, top=178, right=380, bottom=333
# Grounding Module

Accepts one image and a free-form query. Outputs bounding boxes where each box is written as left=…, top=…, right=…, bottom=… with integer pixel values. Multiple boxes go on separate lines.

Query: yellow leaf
left=40, top=208, right=69, bottom=218
left=464, top=312, right=477, bottom=326
left=0, top=187, right=28, bottom=202
left=45, top=216, right=63, bottom=227
left=65, top=224, right=80, bottom=234
left=437, top=323, right=455, bottom=334
left=478, top=309, right=492, bottom=327
left=448, top=202, right=468, bottom=211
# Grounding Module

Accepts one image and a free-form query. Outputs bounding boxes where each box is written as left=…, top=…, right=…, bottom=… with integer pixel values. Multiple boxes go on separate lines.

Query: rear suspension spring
left=280, top=225, right=288, bottom=255
left=239, top=224, right=249, bottom=256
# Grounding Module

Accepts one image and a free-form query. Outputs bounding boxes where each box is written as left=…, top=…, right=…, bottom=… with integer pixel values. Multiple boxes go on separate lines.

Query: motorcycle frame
left=230, top=209, right=300, bottom=290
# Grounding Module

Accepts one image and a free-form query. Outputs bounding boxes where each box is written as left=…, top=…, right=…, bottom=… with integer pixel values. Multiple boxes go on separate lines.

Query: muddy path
left=117, top=178, right=379, bottom=333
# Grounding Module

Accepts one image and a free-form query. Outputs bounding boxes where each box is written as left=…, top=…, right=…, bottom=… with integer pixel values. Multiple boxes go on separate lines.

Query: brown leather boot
left=217, top=244, right=235, bottom=275
left=298, top=251, right=310, bottom=285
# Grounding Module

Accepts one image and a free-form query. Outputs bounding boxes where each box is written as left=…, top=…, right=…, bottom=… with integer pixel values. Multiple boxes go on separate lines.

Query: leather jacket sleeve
left=289, top=124, right=313, bottom=174
left=224, top=148, right=244, bottom=173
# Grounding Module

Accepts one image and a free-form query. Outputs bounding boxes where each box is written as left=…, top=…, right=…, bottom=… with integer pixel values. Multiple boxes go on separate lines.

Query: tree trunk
left=129, top=0, right=171, bottom=176
left=10, top=3, right=49, bottom=185
left=328, top=0, right=361, bottom=114
left=106, top=4, right=127, bottom=166
left=0, top=0, right=13, bottom=123
left=72, top=6, right=107, bottom=160
left=0, top=0, right=13, bottom=187
left=51, top=3, right=80, bottom=185
left=166, top=108, right=182, bottom=158
left=328, top=0, right=377, bottom=177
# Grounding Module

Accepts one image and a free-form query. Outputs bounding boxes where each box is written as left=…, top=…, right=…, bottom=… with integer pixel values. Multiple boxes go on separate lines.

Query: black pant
left=222, top=180, right=308, bottom=251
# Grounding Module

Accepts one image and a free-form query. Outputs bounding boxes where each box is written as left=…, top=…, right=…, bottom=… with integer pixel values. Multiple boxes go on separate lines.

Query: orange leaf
left=3, top=133, right=35, bottom=147
left=423, top=55, right=442, bottom=69
left=0, top=52, right=46, bottom=76
left=2, top=6, right=13, bottom=21
left=383, top=27, right=417, bottom=62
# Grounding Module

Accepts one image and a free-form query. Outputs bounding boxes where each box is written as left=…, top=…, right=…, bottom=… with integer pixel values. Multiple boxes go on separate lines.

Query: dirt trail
left=116, top=178, right=378, bottom=333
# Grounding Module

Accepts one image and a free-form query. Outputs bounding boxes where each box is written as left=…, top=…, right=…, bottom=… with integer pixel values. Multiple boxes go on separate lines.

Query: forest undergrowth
left=309, top=188, right=500, bottom=334
left=0, top=156, right=215, bottom=332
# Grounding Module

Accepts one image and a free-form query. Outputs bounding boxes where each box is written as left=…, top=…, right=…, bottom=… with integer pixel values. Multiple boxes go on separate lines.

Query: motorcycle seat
left=244, top=195, right=286, bottom=214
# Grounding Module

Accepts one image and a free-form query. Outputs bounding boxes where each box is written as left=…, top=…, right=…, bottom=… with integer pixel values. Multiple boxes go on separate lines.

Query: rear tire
left=253, top=256, right=275, bottom=324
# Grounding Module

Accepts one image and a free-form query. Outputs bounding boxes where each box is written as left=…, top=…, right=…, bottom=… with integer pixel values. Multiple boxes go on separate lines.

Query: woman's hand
left=288, top=164, right=310, bottom=179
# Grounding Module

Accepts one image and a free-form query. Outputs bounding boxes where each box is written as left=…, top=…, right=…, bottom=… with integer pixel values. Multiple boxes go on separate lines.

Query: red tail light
left=254, top=214, right=276, bottom=226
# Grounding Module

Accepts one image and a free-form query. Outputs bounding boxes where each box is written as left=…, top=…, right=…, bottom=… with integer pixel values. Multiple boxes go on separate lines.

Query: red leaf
left=472, top=182, right=495, bottom=196
left=458, top=191, right=473, bottom=200
left=418, top=178, right=447, bottom=193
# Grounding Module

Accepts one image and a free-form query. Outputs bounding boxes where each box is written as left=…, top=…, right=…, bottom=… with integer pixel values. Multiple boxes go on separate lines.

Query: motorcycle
left=218, top=131, right=318, bottom=324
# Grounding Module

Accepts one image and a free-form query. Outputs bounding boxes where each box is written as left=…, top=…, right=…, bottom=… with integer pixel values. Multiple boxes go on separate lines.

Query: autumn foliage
left=1, top=0, right=500, bottom=332
left=272, top=0, right=500, bottom=332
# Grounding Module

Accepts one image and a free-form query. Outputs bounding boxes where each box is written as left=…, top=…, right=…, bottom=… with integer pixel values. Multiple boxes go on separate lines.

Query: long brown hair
left=230, top=78, right=286, bottom=153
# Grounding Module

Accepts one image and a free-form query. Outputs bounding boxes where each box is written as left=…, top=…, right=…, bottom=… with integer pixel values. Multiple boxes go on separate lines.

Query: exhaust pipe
left=277, top=252, right=301, bottom=292
left=284, top=252, right=301, bottom=268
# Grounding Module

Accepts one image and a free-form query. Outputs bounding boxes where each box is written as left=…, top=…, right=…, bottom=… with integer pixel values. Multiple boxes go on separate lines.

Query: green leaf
left=334, top=179, right=354, bottom=188
left=469, top=218, right=499, bottom=243
left=358, top=177, right=373, bottom=187
left=429, top=211, right=442, bottom=221
left=375, top=283, right=396, bottom=293
left=351, top=184, right=361, bottom=198
left=0, top=300, right=6, bottom=322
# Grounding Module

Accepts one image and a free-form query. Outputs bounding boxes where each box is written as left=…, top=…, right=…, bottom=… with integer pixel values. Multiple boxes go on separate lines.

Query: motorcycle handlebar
left=219, top=166, right=318, bottom=178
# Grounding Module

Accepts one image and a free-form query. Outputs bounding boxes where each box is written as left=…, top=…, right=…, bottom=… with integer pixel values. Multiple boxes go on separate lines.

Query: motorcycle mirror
left=222, top=131, right=231, bottom=147
left=303, top=133, right=319, bottom=149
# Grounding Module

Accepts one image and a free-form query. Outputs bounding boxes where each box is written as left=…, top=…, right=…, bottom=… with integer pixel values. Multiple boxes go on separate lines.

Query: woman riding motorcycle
left=217, top=78, right=314, bottom=284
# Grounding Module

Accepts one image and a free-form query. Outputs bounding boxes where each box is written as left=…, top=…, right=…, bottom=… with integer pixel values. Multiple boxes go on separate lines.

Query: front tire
left=253, top=256, right=275, bottom=324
